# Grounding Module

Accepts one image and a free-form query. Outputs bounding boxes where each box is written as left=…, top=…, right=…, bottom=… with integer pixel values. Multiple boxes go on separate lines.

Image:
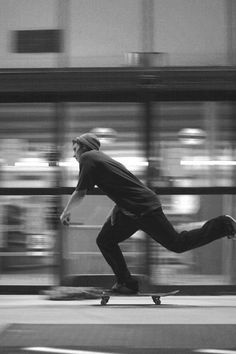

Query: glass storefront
left=150, top=102, right=236, bottom=188
left=0, top=98, right=235, bottom=287
left=148, top=101, right=236, bottom=285
left=0, top=104, right=59, bottom=285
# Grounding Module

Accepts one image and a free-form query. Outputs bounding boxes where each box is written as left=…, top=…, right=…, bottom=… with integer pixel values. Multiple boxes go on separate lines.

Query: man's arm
left=60, top=189, right=87, bottom=226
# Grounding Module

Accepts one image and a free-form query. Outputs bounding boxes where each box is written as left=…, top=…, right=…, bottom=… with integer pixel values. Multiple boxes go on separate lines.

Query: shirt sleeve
left=75, top=154, right=95, bottom=191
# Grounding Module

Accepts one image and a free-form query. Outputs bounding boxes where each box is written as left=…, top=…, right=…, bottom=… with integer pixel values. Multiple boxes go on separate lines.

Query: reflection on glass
left=0, top=104, right=58, bottom=285
left=0, top=101, right=235, bottom=286
left=148, top=102, right=236, bottom=285
left=150, top=194, right=236, bottom=286
left=151, top=102, right=236, bottom=188
left=0, top=195, right=58, bottom=285
left=0, top=104, right=58, bottom=189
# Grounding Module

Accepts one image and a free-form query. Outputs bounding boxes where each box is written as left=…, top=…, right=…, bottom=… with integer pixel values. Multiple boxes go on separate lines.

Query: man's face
left=73, top=142, right=84, bottom=161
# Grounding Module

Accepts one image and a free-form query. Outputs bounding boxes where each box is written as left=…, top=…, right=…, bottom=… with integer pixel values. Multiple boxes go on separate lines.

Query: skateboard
left=100, top=289, right=179, bottom=306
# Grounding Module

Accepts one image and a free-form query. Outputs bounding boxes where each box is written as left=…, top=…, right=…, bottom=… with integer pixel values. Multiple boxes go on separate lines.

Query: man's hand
left=60, top=211, right=71, bottom=226
left=111, top=205, right=119, bottom=226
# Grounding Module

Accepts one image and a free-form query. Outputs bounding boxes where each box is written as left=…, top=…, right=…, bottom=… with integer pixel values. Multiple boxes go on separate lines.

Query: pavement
left=0, top=294, right=236, bottom=354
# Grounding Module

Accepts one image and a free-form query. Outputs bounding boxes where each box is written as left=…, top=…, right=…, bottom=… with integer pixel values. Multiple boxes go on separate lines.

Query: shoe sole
left=225, top=215, right=236, bottom=239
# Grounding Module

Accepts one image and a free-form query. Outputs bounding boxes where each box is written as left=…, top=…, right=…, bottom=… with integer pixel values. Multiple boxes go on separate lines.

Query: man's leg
left=138, top=208, right=233, bottom=253
left=96, top=209, right=139, bottom=287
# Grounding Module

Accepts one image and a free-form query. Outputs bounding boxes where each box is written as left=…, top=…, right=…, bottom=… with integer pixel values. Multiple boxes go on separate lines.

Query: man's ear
left=82, top=145, right=89, bottom=153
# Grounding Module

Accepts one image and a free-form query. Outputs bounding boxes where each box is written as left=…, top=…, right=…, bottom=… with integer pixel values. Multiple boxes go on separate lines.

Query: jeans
left=96, top=207, right=229, bottom=282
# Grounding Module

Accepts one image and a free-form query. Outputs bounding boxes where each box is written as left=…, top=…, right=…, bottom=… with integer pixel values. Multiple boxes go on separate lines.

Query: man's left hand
left=60, top=212, right=71, bottom=226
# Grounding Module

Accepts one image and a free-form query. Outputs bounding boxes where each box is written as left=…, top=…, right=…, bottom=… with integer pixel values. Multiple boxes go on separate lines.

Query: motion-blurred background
left=0, top=0, right=236, bottom=291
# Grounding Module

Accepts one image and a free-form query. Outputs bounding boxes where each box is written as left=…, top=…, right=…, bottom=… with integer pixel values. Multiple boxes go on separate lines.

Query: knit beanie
left=74, top=133, right=100, bottom=150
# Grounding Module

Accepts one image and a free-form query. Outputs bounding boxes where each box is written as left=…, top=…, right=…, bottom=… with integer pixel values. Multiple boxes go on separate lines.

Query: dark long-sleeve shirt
left=76, top=150, right=161, bottom=216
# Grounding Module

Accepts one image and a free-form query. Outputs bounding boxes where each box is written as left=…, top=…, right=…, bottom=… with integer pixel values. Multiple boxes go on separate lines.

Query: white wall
left=0, top=0, right=230, bottom=68
left=69, top=0, right=141, bottom=67
left=153, top=0, right=228, bottom=65
left=0, top=0, right=59, bottom=68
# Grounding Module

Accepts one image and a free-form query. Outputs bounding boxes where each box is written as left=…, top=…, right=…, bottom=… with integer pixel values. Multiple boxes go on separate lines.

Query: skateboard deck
left=100, top=289, right=179, bottom=305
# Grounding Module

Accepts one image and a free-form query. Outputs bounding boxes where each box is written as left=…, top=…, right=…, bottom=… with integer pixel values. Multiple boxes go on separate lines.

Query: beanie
left=74, top=133, right=100, bottom=151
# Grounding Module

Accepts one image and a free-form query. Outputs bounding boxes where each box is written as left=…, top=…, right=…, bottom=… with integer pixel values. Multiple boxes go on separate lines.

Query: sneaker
left=225, top=215, right=236, bottom=239
left=111, top=278, right=139, bottom=295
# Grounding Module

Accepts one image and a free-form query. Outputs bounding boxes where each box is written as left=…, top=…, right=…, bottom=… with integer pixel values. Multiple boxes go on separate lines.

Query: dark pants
left=96, top=207, right=229, bottom=282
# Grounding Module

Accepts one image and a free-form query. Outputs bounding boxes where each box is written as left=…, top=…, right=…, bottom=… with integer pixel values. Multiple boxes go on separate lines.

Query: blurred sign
left=13, top=29, right=62, bottom=53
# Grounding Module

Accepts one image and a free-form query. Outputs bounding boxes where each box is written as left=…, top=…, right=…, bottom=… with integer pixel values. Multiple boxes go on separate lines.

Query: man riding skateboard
left=60, top=133, right=236, bottom=295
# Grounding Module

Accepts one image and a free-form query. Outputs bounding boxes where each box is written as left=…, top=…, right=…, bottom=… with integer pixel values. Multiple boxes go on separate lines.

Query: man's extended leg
left=96, top=209, right=139, bottom=292
left=138, top=208, right=235, bottom=253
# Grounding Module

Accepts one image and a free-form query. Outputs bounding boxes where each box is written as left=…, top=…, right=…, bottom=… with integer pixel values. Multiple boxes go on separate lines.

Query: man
left=60, top=133, right=236, bottom=294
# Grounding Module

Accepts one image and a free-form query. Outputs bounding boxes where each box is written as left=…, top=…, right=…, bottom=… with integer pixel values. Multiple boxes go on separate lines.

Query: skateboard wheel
left=152, top=296, right=161, bottom=305
left=101, top=296, right=109, bottom=305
